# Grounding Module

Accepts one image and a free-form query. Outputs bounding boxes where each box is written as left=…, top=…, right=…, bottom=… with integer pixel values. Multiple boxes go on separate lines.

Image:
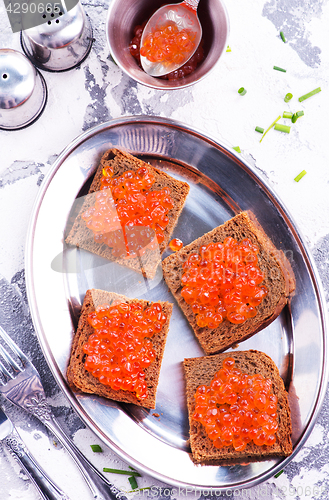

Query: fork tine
left=0, top=357, right=13, bottom=383
left=0, top=326, right=27, bottom=365
left=0, top=343, right=22, bottom=373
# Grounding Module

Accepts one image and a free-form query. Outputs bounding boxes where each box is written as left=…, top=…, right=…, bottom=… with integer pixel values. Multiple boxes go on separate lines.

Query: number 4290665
left=5, top=2, right=61, bottom=14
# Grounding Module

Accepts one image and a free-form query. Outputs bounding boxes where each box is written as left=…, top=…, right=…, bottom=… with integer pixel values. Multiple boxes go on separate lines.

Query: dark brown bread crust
left=184, top=350, right=293, bottom=465
left=162, top=211, right=295, bottom=354
left=65, top=148, right=190, bottom=279
left=67, top=289, right=173, bottom=409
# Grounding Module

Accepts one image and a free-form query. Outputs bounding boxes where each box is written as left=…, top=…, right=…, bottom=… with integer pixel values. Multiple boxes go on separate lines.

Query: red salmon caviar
left=83, top=301, right=167, bottom=400
left=181, top=237, right=268, bottom=327
left=82, top=165, right=174, bottom=259
left=140, top=21, right=196, bottom=66
left=193, top=357, right=278, bottom=451
left=169, top=238, right=183, bottom=252
left=129, top=22, right=204, bottom=81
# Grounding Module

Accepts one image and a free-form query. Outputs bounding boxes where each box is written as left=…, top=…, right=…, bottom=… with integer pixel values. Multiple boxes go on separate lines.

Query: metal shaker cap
left=21, top=3, right=93, bottom=72
left=0, top=49, right=47, bottom=130
left=0, top=49, right=35, bottom=109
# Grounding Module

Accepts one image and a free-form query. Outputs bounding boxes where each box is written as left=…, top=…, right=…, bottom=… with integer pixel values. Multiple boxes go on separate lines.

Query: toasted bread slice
left=67, top=289, right=173, bottom=409
left=162, top=211, right=295, bottom=354
left=184, top=350, right=293, bottom=465
left=65, top=148, right=190, bottom=279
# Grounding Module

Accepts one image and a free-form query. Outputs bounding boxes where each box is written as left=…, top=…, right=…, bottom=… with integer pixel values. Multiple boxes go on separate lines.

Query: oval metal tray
left=25, top=116, right=328, bottom=490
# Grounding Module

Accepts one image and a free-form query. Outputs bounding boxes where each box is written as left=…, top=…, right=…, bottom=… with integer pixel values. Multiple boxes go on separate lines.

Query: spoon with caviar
left=140, top=0, right=202, bottom=77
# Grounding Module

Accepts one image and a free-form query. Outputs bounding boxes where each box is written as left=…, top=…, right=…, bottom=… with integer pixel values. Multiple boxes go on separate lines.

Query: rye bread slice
left=184, top=350, right=293, bottom=465
left=65, top=148, right=190, bottom=279
left=162, top=211, right=295, bottom=355
left=67, top=289, right=173, bottom=409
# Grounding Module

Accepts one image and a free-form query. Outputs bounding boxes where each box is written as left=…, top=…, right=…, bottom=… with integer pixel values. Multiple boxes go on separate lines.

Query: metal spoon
left=140, top=0, right=202, bottom=77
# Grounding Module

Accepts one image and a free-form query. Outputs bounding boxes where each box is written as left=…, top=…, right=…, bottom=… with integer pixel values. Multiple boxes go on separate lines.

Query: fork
left=0, top=326, right=127, bottom=500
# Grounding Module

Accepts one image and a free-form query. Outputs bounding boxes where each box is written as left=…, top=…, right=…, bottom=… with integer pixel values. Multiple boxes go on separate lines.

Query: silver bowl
left=106, top=0, right=229, bottom=90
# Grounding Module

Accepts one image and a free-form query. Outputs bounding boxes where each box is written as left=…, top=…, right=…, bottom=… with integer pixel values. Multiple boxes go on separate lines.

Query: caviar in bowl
left=106, top=0, right=229, bottom=90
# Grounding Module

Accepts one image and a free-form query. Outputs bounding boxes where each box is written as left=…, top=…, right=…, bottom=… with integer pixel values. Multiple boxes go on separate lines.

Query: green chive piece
left=233, top=146, right=241, bottom=153
left=273, top=66, right=287, bottom=72
left=284, top=92, right=293, bottom=102
left=90, top=444, right=103, bottom=453
left=238, top=87, right=247, bottom=96
left=298, top=87, right=321, bottom=102
left=103, top=468, right=141, bottom=476
left=294, top=170, right=307, bottom=182
left=274, top=123, right=291, bottom=133
left=274, top=470, right=284, bottom=478
left=128, top=476, right=138, bottom=490
left=127, top=487, right=151, bottom=494
left=291, top=110, right=304, bottom=123
left=280, top=31, right=286, bottom=42
left=255, top=126, right=264, bottom=134
left=283, top=111, right=293, bottom=119
left=259, top=115, right=281, bottom=143
left=226, top=45, right=231, bottom=52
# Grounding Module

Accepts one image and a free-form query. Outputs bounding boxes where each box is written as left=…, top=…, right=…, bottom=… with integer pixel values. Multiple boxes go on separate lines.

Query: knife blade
left=0, top=406, right=70, bottom=500
left=0, top=405, right=13, bottom=439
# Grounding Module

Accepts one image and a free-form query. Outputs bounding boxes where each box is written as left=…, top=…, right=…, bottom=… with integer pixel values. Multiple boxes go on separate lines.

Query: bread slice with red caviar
left=65, top=148, right=190, bottom=280
left=67, top=288, right=173, bottom=409
left=162, top=211, right=295, bottom=355
left=184, top=350, right=293, bottom=465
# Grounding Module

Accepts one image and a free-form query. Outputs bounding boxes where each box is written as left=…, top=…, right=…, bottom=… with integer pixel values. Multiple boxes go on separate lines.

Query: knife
left=0, top=406, right=70, bottom=500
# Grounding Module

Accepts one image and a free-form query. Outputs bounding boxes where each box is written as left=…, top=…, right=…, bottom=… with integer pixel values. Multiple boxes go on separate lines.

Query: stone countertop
left=0, top=0, right=329, bottom=498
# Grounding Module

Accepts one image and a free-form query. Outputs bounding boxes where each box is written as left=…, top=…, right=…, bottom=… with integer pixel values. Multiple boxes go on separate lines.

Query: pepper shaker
left=21, top=2, right=93, bottom=72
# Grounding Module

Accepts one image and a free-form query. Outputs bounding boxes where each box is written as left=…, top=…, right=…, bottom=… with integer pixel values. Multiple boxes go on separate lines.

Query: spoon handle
left=183, top=0, right=200, bottom=11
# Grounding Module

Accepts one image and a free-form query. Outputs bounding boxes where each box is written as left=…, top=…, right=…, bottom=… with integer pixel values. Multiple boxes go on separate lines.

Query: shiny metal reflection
left=0, top=48, right=47, bottom=131
left=25, top=116, right=328, bottom=490
left=21, top=2, right=93, bottom=72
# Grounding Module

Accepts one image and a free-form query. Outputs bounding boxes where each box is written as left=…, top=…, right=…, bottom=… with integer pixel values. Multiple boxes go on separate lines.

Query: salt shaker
left=0, top=48, right=47, bottom=130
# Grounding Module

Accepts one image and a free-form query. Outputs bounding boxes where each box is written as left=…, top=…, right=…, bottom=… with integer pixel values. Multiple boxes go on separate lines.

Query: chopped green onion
left=255, top=126, right=264, bottom=134
left=233, top=146, right=241, bottom=153
left=294, top=170, right=307, bottom=182
left=274, top=123, right=291, bottom=133
left=259, top=115, right=281, bottom=143
left=226, top=45, right=231, bottom=52
left=128, top=466, right=139, bottom=473
left=284, top=92, right=293, bottom=102
left=283, top=111, right=293, bottom=119
left=238, top=87, right=247, bottom=96
left=90, top=444, right=103, bottom=453
left=298, top=87, right=321, bottom=102
left=273, top=66, right=286, bottom=72
left=127, top=487, right=151, bottom=494
left=128, top=476, right=138, bottom=490
left=280, top=31, right=286, bottom=42
left=103, top=468, right=141, bottom=477
left=274, top=470, right=284, bottom=478
left=292, top=110, right=304, bottom=123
